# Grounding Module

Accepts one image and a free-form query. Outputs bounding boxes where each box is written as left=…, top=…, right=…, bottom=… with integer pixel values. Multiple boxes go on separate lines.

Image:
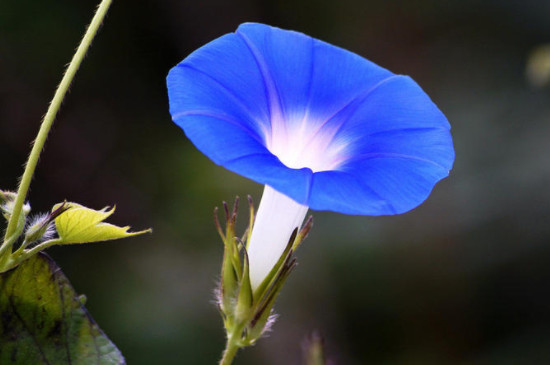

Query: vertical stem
left=3, top=0, right=113, bottom=242
left=219, top=335, right=240, bottom=365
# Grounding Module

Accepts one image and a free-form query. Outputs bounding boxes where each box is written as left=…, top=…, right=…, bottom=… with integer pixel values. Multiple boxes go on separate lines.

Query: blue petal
left=167, top=23, right=454, bottom=215
left=167, top=33, right=270, bottom=144
left=225, top=154, right=313, bottom=203
left=331, top=75, right=453, bottom=165
left=316, top=75, right=454, bottom=214
left=344, top=157, right=451, bottom=214
left=234, top=23, right=393, bottom=131
left=309, top=171, right=396, bottom=215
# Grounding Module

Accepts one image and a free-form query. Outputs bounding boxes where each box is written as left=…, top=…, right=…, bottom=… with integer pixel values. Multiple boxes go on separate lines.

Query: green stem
left=0, top=238, right=62, bottom=273
left=219, top=335, right=240, bottom=365
left=19, top=239, right=62, bottom=260
left=3, top=0, right=113, bottom=243
left=0, top=233, right=19, bottom=269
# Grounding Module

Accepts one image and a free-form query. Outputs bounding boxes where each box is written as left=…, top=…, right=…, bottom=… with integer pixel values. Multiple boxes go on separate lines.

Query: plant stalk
left=219, top=335, right=240, bottom=365
left=3, top=0, right=113, bottom=244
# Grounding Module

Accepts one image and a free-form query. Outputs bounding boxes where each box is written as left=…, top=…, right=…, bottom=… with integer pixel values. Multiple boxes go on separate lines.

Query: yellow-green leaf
left=53, top=202, right=150, bottom=244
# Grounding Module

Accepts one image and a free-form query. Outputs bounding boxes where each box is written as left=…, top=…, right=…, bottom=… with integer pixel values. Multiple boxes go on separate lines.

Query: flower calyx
left=23, top=202, right=69, bottom=244
left=215, top=196, right=313, bottom=347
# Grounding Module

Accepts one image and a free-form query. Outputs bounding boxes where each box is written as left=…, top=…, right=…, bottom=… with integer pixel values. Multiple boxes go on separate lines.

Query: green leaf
left=53, top=202, right=150, bottom=244
left=0, top=253, right=125, bottom=364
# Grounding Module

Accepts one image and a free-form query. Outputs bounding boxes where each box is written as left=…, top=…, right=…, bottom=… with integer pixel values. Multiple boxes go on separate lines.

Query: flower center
left=265, top=116, right=349, bottom=172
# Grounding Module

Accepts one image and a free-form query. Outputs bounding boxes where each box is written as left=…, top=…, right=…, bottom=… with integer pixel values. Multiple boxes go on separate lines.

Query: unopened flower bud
left=0, top=190, right=31, bottom=220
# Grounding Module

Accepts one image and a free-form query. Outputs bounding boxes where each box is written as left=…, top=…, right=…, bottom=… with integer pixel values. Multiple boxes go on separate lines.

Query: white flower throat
left=248, top=116, right=351, bottom=289
left=265, top=115, right=350, bottom=173
left=247, top=185, right=308, bottom=290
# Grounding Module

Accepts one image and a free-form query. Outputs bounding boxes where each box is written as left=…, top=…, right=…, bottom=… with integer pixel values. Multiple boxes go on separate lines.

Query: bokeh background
left=2, top=0, right=550, bottom=364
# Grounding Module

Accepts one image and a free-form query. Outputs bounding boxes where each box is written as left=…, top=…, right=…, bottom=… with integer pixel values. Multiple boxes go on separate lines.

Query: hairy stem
left=17, top=239, right=62, bottom=262
left=219, top=335, right=240, bottom=365
left=3, top=0, right=113, bottom=243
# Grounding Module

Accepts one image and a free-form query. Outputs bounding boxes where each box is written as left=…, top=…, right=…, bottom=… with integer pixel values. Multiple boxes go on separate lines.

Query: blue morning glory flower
left=167, top=23, right=454, bottom=288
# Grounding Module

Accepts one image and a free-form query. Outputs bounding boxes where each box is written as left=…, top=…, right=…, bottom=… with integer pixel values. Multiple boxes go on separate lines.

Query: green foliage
left=0, top=201, right=150, bottom=274
left=0, top=253, right=125, bottom=364
left=54, top=202, right=151, bottom=245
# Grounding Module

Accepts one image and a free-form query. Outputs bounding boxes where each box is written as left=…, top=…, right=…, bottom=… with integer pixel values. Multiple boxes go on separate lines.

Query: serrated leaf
left=53, top=202, right=150, bottom=244
left=0, top=253, right=125, bottom=364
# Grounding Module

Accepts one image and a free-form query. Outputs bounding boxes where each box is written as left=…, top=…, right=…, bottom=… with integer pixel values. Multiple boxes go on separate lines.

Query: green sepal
left=253, top=228, right=297, bottom=303
left=248, top=255, right=297, bottom=341
left=216, top=201, right=243, bottom=323
left=245, top=195, right=255, bottom=250
left=235, top=248, right=253, bottom=323
left=23, top=204, right=68, bottom=244
left=220, top=234, right=238, bottom=321
left=23, top=218, right=51, bottom=244
left=226, top=201, right=242, bottom=279
left=293, top=215, right=313, bottom=251
left=53, top=202, right=150, bottom=244
left=219, top=200, right=242, bottom=280
left=215, top=197, right=313, bottom=350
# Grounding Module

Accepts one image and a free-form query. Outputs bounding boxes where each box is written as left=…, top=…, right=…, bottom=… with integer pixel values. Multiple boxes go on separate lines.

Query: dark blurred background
left=2, top=0, right=550, bottom=364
